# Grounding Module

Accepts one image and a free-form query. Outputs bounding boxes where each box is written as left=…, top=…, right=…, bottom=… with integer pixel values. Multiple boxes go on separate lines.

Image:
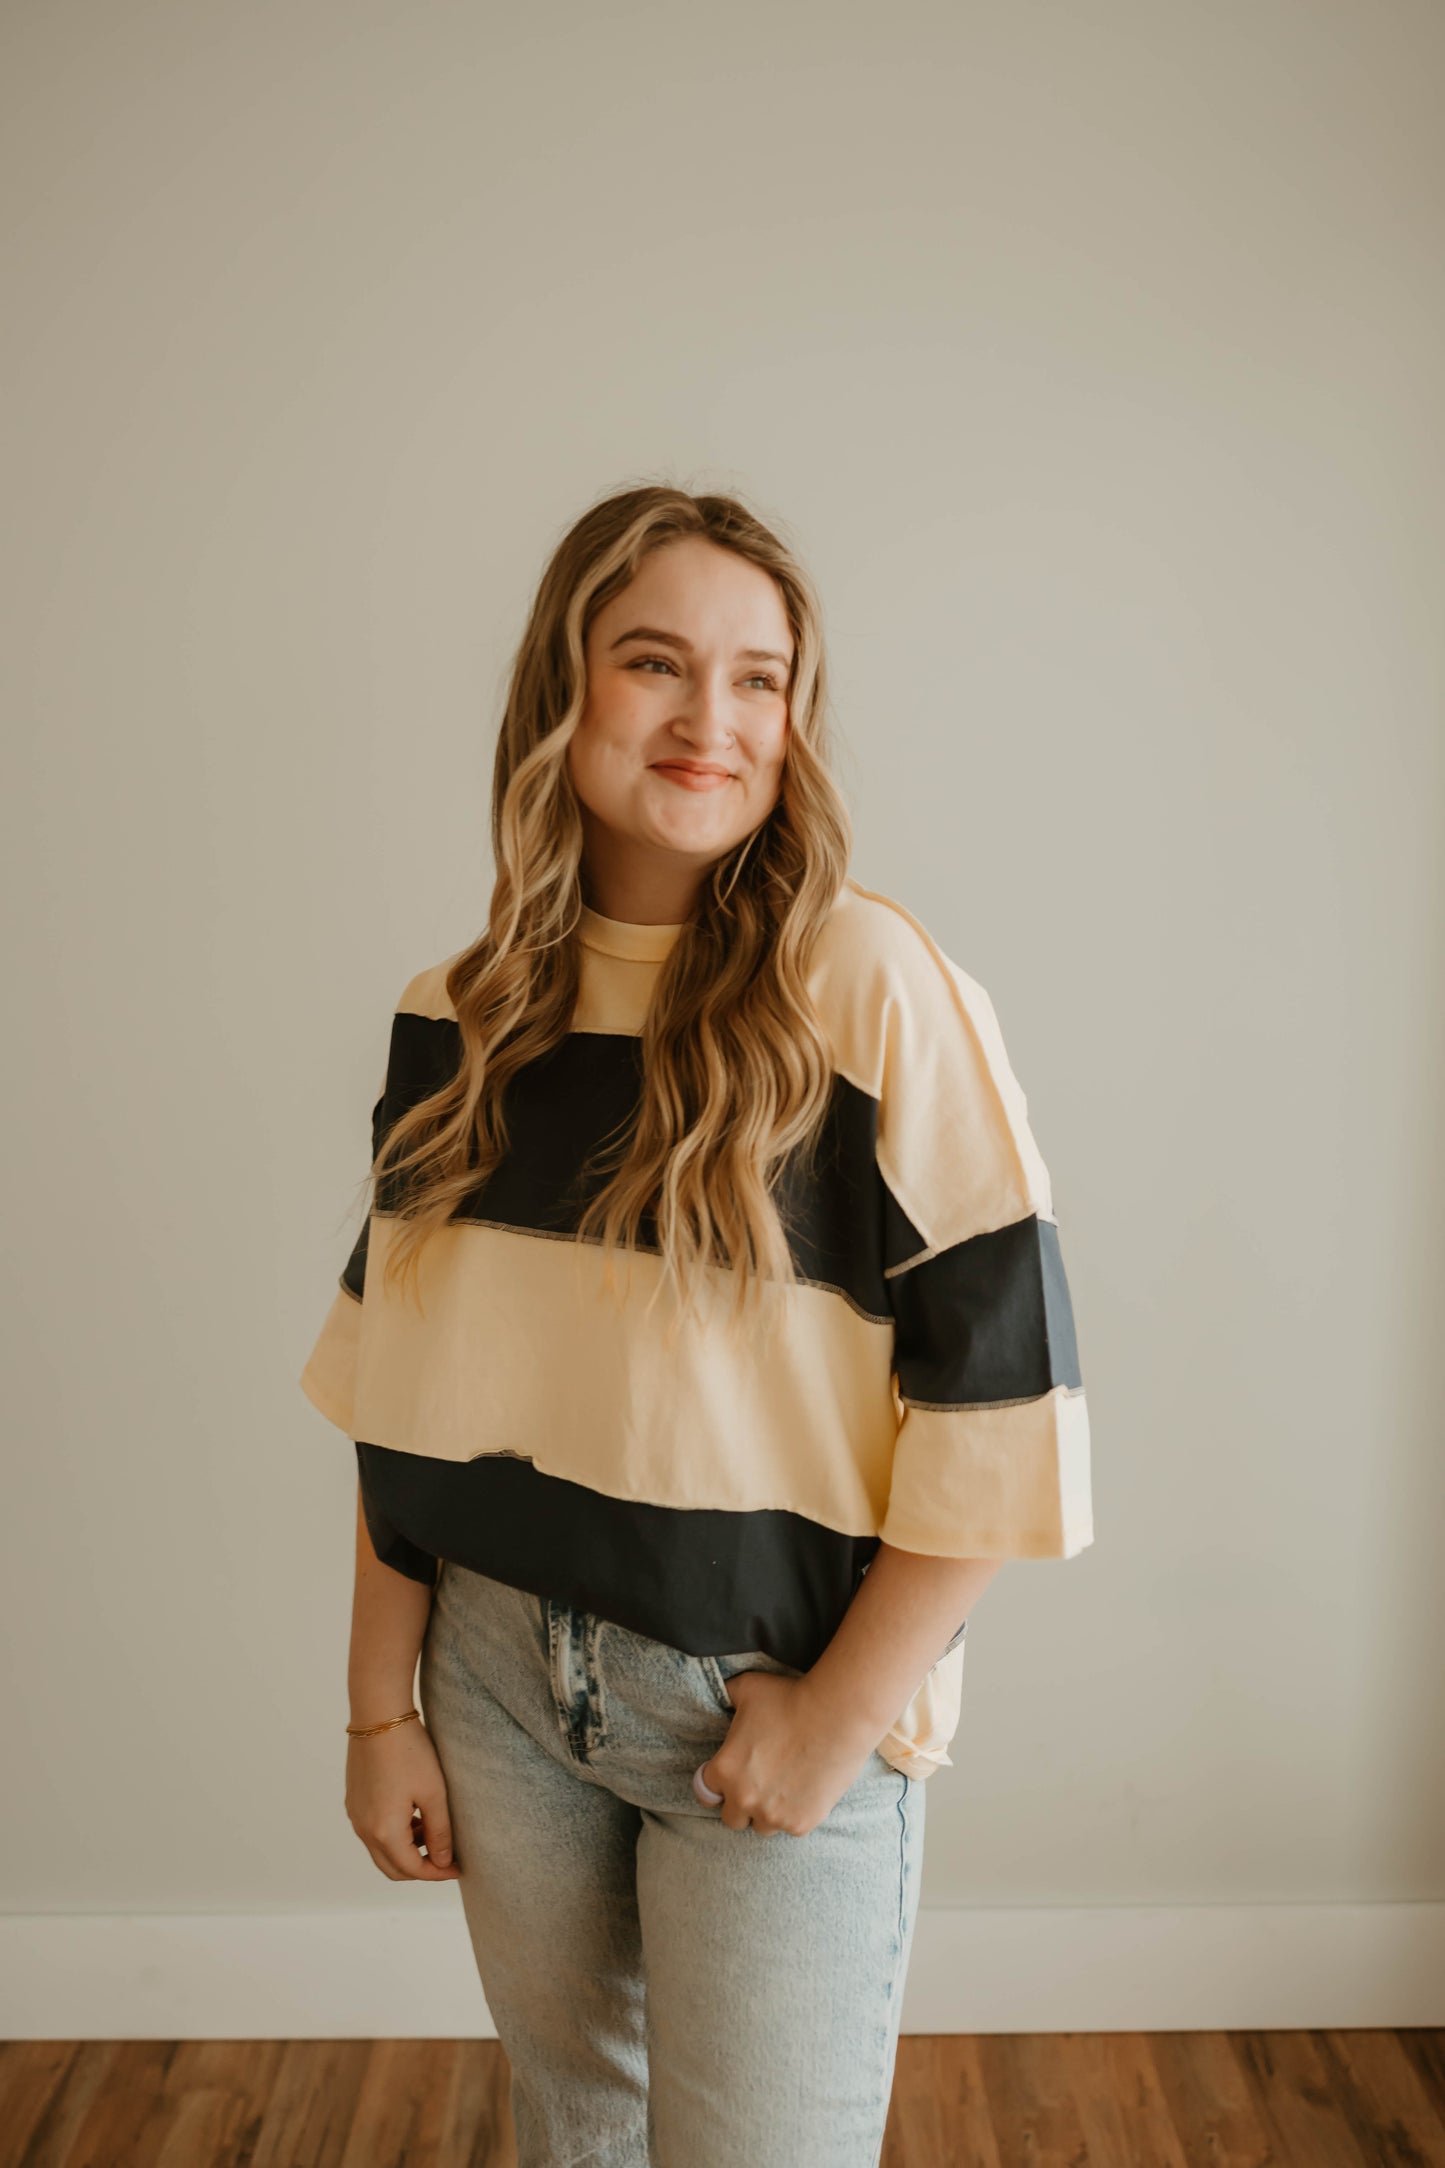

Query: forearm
left=802, top=1541, right=1006, bottom=1742
left=348, top=1483, right=435, bottom=1725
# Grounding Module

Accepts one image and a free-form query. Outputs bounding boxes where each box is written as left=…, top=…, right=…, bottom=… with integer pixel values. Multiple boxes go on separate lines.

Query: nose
left=669, top=670, right=737, bottom=755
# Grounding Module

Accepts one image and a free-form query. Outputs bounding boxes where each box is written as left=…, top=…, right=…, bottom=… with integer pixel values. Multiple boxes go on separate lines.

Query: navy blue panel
left=887, top=1212, right=1084, bottom=1405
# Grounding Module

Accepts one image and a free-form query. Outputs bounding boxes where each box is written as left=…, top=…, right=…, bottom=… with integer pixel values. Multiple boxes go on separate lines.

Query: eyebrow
left=608, top=626, right=794, bottom=670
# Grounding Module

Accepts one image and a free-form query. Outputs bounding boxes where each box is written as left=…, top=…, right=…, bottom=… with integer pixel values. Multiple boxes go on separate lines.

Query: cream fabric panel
left=880, top=1639, right=967, bottom=1778
left=879, top=1385, right=1093, bottom=1558
left=338, top=1214, right=902, bottom=1535
left=807, top=882, right=1055, bottom=1257
left=298, top=1283, right=362, bottom=1438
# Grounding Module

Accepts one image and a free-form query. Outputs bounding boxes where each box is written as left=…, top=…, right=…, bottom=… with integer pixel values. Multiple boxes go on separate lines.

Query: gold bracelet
left=346, top=1707, right=421, bottom=1738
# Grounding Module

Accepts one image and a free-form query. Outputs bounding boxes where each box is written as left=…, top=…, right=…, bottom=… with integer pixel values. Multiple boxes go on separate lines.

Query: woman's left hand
left=697, top=1671, right=885, bottom=1836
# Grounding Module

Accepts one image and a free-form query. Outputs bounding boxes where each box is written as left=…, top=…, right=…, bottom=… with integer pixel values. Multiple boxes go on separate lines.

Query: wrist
left=347, top=1699, right=417, bottom=1730
left=348, top=1670, right=418, bottom=1728
left=346, top=1706, right=421, bottom=1744
left=795, top=1667, right=895, bottom=1749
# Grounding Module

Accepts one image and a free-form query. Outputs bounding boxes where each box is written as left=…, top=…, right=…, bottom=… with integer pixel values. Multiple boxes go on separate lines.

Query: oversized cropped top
left=299, top=876, right=1093, bottom=1777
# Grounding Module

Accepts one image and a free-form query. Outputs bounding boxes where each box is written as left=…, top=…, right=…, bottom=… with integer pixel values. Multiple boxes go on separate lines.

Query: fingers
left=695, top=1752, right=765, bottom=1834
left=353, top=1805, right=463, bottom=1882
left=345, top=1724, right=464, bottom=1883
left=415, top=1789, right=459, bottom=1873
left=693, top=1759, right=724, bottom=1807
left=365, top=1819, right=462, bottom=1880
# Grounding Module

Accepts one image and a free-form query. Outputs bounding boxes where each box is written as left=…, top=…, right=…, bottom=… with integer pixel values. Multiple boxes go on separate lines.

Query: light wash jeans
left=417, top=1557, right=925, bottom=2168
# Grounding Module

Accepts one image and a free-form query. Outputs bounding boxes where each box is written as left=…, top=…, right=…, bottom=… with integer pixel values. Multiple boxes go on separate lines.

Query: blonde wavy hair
left=368, top=482, right=854, bottom=1339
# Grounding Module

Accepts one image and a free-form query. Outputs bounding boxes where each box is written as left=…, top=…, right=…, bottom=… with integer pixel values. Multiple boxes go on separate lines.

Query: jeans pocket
left=699, top=1652, right=738, bottom=1716
left=701, top=1648, right=804, bottom=1717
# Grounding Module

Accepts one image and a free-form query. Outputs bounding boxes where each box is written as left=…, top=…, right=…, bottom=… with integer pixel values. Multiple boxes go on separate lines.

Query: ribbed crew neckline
left=577, top=901, right=689, bottom=963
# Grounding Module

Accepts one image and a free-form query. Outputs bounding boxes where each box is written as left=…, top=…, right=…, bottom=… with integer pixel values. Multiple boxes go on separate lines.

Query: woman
left=300, top=484, right=1093, bottom=2167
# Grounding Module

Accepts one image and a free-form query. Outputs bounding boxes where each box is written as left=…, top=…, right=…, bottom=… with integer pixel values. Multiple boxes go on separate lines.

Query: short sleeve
left=301, top=946, right=466, bottom=1425
left=873, top=931, right=1093, bottom=1560
left=354, top=1442, right=440, bottom=1586
left=298, top=1083, right=388, bottom=1438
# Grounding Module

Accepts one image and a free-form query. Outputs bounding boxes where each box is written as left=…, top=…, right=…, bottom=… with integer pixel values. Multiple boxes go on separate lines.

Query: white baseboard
left=2, top=1903, right=1442, bottom=2039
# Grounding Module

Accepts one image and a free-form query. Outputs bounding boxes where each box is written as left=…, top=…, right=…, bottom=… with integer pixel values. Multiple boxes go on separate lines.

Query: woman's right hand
left=345, top=1716, right=463, bottom=1881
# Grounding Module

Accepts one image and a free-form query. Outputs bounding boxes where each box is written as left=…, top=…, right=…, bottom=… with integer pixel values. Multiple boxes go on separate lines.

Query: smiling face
left=567, top=534, right=795, bottom=923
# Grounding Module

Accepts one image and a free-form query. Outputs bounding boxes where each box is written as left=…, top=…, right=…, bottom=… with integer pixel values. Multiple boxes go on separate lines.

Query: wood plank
left=13, top=2044, right=125, bottom=2168
left=53, top=2040, right=177, bottom=2168
left=1397, top=2031, right=1445, bottom=2134
left=247, top=2041, right=375, bottom=2168
left=153, top=2041, right=287, bottom=2168
left=336, top=2041, right=514, bottom=2168
left=1231, top=2029, right=1376, bottom=2168
left=1146, top=2029, right=1275, bottom=2167
left=885, top=2036, right=1003, bottom=2167
left=426, top=2043, right=515, bottom=2168
left=0, top=2043, right=81, bottom=2168
left=974, top=2034, right=1094, bottom=2165
left=1311, top=2029, right=1445, bottom=2167
left=1058, top=2031, right=1192, bottom=2167
left=11, top=2031, right=1445, bottom=2165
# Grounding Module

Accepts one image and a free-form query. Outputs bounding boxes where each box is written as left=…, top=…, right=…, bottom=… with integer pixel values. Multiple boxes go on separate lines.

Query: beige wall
left=3, top=0, right=1441, bottom=1954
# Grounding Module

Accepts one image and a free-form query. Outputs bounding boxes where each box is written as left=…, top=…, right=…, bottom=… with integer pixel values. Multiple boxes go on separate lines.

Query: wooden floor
left=4, top=2031, right=1444, bottom=2165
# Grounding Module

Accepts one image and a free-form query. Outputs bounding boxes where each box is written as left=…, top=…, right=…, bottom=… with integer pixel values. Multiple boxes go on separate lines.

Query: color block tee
left=299, top=877, right=1093, bottom=1778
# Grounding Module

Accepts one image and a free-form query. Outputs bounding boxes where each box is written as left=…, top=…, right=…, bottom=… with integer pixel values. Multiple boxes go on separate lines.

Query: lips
left=651, top=762, right=732, bottom=791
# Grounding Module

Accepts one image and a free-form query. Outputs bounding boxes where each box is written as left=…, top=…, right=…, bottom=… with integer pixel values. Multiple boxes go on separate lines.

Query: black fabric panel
left=340, top=1093, right=388, bottom=1301
left=457, top=1031, right=654, bottom=1237
left=339, top=1237, right=368, bottom=1306
left=372, top=1016, right=897, bottom=1320
left=770, top=1065, right=888, bottom=1311
left=880, top=1177, right=930, bottom=1274
left=354, top=1438, right=888, bottom=1670
left=354, top=1440, right=439, bottom=1586
left=888, top=1212, right=1084, bottom=1405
